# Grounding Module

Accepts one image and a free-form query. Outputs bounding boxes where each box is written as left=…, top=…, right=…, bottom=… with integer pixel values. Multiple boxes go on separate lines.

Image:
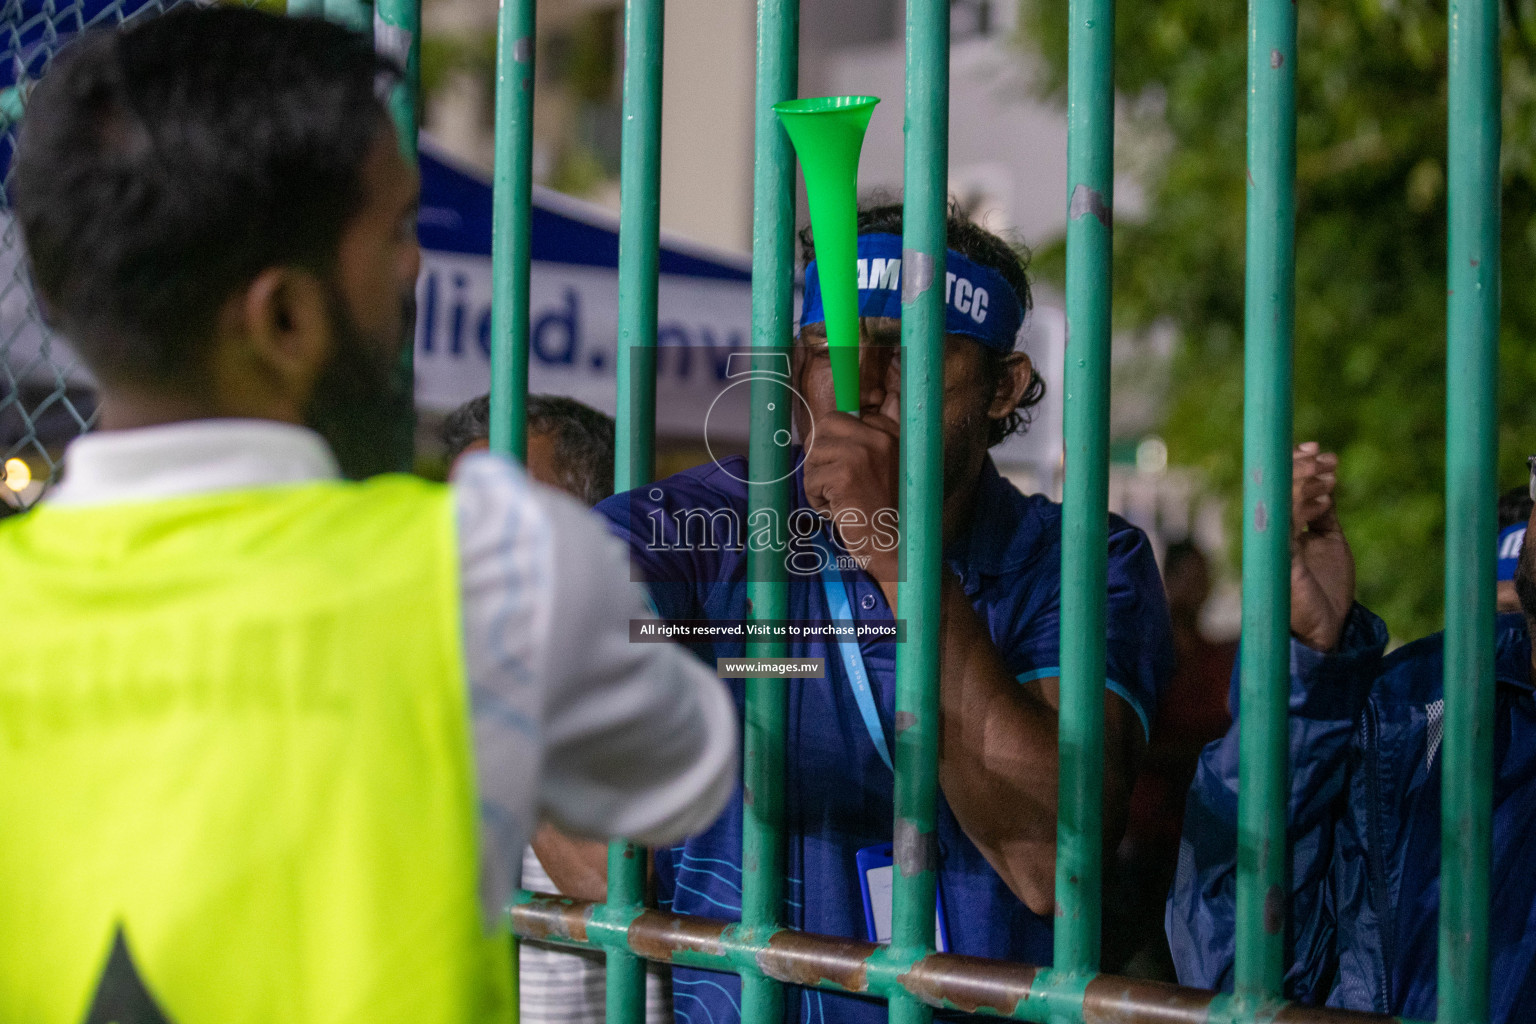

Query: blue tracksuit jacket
left=1168, top=606, right=1536, bottom=1021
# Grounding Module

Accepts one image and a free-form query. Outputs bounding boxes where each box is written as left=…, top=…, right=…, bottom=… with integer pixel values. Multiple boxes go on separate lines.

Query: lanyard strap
left=813, top=534, right=894, bottom=772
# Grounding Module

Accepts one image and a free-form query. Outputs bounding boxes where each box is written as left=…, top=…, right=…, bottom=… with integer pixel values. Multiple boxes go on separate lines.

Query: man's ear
left=988, top=350, right=1035, bottom=421
left=235, top=267, right=333, bottom=403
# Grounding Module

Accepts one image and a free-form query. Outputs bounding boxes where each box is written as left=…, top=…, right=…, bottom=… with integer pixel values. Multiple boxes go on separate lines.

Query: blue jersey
left=596, top=454, right=1172, bottom=1024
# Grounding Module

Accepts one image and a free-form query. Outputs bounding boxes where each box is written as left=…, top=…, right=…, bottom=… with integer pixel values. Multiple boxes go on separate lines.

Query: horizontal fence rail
left=512, top=895, right=1420, bottom=1024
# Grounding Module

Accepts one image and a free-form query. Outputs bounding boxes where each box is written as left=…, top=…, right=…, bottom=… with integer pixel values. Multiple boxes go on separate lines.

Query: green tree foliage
left=419, top=32, right=497, bottom=109
left=1020, top=0, right=1536, bottom=639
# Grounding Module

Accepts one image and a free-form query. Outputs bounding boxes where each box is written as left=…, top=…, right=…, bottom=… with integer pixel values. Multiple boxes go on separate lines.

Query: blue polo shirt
left=596, top=454, right=1172, bottom=1024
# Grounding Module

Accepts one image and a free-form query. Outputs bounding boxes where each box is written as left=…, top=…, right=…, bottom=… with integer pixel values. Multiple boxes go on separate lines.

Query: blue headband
left=1499, top=522, right=1526, bottom=582
left=800, top=232, right=1025, bottom=352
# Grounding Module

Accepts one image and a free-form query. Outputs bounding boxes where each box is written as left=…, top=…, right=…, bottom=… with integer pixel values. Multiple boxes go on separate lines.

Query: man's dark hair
left=12, top=8, right=397, bottom=390
left=440, top=395, right=493, bottom=466
left=442, top=394, right=616, bottom=507
left=1499, top=486, right=1533, bottom=531
left=797, top=198, right=1046, bottom=447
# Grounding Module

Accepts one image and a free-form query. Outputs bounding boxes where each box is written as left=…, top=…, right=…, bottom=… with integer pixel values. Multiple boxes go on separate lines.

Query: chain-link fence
left=0, top=0, right=274, bottom=512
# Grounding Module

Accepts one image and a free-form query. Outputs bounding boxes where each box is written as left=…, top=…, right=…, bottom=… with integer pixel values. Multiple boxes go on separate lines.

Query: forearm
left=1168, top=606, right=1384, bottom=994
left=933, top=573, right=1141, bottom=916
left=529, top=825, right=666, bottom=906
left=872, top=564, right=1060, bottom=898
left=1167, top=707, right=1346, bottom=998
left=1282, top=603, right=1386, bottom=822
left=529, top=824, right=611, bottom=902
left=932, top=574, right=1064, bottom=915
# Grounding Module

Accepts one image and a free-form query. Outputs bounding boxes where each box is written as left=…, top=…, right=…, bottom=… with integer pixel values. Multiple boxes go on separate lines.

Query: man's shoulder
left=591, top=460, right=757, bottom=602
left=1374, top=632, right=1449, bottom=704
left=959, top=468, right=1055, bottom=578
left=356, top=471, right=454, bottom=504
left=596, top=457, right=752, bottom=528
left=449, top=451, right=557, bottom=533
left=1373, top=613, right=1530, bottom=705
left=963, top=476, right=1154, bottom=583
left=450, top=450, right=627, bottom=577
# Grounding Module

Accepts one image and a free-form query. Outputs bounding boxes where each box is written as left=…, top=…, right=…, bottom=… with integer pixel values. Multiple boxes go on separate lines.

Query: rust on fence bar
left=760, top=925, right=879, bottom=993
left=511, top=895, right=1410, bottom=1024
left=897, top=953, right=1035, bottom=1016
left=626, top=908, right=731, bottom=964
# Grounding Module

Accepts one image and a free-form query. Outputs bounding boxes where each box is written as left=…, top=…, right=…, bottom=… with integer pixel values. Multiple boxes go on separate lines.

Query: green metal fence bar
left=612, top=0, right=663, bottom=495
left=321, top=0, right=370, bottom=36
left=374, top=0, right=421, bottom=166
left=605, top=0, right=666, bottom=1020
left=739, top=0, right=799, bottom=1022
left=489, top=0, right=537, bottom=459
left=374, top=0, right=421, bottom=473
left=602, top=837, right=647, bottom=1024
left=460, top=0, right=531, bottom=999
left=0, top=83, right=26, bottom=132
left=514, top=895, right=1416, bottom=1024
left=1234, top=0, right=1298, bottom=1004
left=888, top=2, right=948, bottom=1024
left=1440, top=0, right=1501, bottom=1020
left=283, top=0, right=419, bottom=470
left=1054, top=0, right=1114, bottom=986
left=1235, top=0, right=1298, bottom=1005
left=1235, top=0, right=1297, bottom=1004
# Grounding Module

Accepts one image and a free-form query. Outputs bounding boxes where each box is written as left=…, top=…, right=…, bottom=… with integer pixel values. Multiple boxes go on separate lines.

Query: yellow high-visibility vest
left=0, top=476, right=512, bottom=1024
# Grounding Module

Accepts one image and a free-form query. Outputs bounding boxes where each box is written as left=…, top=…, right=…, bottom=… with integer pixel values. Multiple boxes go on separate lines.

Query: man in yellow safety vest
left=0, top=9, right=737, bottom=1023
